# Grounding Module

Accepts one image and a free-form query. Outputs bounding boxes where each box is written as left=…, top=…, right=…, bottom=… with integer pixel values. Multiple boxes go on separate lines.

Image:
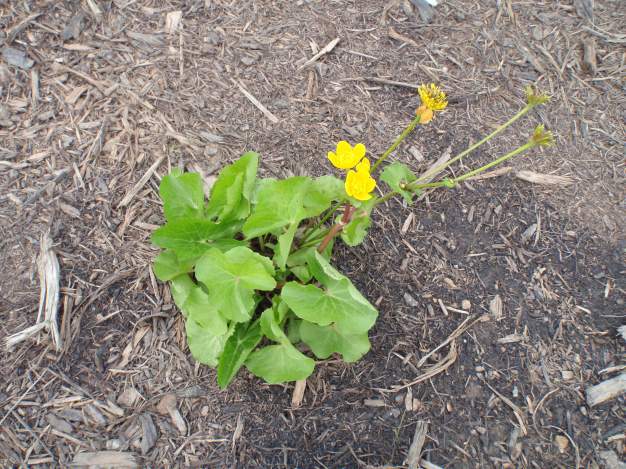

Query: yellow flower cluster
left=416, top=83, right=447, bottom=124
left=328, top=141, right=376, bottom=201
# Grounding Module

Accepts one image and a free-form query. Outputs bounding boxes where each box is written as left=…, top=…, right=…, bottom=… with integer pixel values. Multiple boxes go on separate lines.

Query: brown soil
left=1, top=1, right=624, bottom=468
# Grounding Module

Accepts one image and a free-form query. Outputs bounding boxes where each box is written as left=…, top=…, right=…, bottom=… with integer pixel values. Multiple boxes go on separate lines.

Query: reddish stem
left=317, top=204, right=355, bottom=253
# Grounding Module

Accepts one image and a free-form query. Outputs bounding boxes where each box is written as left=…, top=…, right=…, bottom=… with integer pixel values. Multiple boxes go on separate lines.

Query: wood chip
left=72, top=451, right=138, bottom=468
left=117, top=155, right=165, bottom=208
left=297, top=37, right=340, bottom=70
left=117, top=387, right=143, bottom=408
left=156, top=394, right=187, bottom=435
left=291, top=379, right=306, bottom=408
left=232, top=79, right=279, bottom=124
left=165, top=11, right=182, bottom=34
left=585, top=373, right=626, bottom=407
left=406, top=420, right=428, bottom=469
left=490, top=294, right=503, bottom=321
left=232, top=414, right=243, bottom=450
left=582, top=38, right=597, bottom=75
left=555, top=435, right=569, bottom=453
left=46, top=413, right=73, bottom=434
left=139, top=414, right=157, bottom=454
left=2, top=46, right=34, bottom=70
left=364, top=399, right=386, bottom=407
left=515, top=170, right=574, bottom=186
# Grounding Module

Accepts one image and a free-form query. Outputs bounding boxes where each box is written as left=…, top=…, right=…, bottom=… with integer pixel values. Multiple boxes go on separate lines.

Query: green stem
left=371, top=114, right=422, bottom=172
left=375, top=140, right=536, bottom=206
left=415, top=104, right=532, bottom=182
left=452, top=141, right=534, bottom=183
left=300, top=201, right=341, bottom=245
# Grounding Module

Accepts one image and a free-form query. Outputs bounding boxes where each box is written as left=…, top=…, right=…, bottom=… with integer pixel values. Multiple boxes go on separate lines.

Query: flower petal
left=328, top=151, right=341, bottom=168
left=344, top=170, right=357, bottom=198
left=336, top=140, right=351, bottom=157
left=353, top=143, right=366, bottom=160
left=356, top=157, right=370, bottom=173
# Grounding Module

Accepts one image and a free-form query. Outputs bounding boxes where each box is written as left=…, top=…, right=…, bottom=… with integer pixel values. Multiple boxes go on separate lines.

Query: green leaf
left=281, top=253, right=378, bottom=335
left=380, top=162, right=418, bottom=203
left=305, top=250, right=345, bottom=287
left=341, top=214, right=371, bottom=246
left=169, top=274, right=195, bottom=316
left=195, top=247, right=276, bottom=322
left=206, top=152, right=259, bottom=222
left=159, top=171, right=205, bottom=221
left=242, top=177, right=311, bottom=238
left=245, top=343, right=315, bottom=384
left=303, top=176, right=345, bottom=217
left=186, top=319, right=230, bottom=367
left=300, top=321, right=370, bottom=362
left=152, top=218, right=244, bottom=262
left=273, top=222, right=298, bottom=271
left=286, top=317, right=302, bottom=343
left=286, top=244, right=333, bottom=283
left=217, top=321, right=262, bottom=389
left=153, top=250, right=193, bottom=281
left=340, top=198, right=376, bottom=247
left=183, top=286, right=228, bottom=336
left=260, top=307, right=289, bottom=344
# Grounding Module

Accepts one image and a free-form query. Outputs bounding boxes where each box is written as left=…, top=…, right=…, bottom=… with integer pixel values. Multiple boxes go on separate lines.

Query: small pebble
left=462, top=299, right=471, bottom=310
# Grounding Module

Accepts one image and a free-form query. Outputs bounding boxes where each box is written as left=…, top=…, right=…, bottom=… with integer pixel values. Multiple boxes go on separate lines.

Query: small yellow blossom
left=345, top=158, right=376, bottom=201
left=416, top=83, right=447, bottom=124
left=418, top=83, right=448, bottom=111
left=328, top=141, right=366, bottom=170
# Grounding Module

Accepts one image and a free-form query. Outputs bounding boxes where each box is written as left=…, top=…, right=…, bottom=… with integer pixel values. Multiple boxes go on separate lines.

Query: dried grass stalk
left=5, top=232, right=62, bottom=351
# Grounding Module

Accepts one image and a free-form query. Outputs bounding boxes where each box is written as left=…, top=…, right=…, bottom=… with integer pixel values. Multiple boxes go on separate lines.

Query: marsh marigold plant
left=151, top=83, right=553, bottom=387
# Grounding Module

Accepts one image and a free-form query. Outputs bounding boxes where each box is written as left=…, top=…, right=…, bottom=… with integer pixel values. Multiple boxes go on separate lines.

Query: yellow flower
left=328, top=141, right=366, bottom=170
left=345, top=158, right=376, bottom=201
left=417, top=83, right=447, bottom=124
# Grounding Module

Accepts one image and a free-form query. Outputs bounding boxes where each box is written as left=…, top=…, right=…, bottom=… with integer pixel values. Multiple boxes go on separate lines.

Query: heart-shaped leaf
left=151, top=218, right=244, bottom=262
left=153, top=250, right=193, bottom=281
left=217, top=321, right=262, bottom=389
left=245, top=343, right=315, bottom=384
left=300, top=321, right=370, bottom=362
left=195, top=247, right=276, bottom=322
left=183, top=285, right=228, bottom=336
left=159, top=170, right=205, bottom=221
left=380, top=162, right=418, bottom=203
left=186, top=319, right=230, bottom=367
left=206, top=152, right=259, bottom=222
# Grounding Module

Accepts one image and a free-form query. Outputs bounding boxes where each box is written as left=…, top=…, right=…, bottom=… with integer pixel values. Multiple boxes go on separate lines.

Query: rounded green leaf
left=153, top=250, right=193, bottom=281
left=217, top=321, right=262, bottom=389
left=169, top=274, right=195, bottom=316
left=151, top=218, right=244, bottom=263
left=245, top=343, right=315, bottom=384
left=183, top=286, right=228, bottom=336
left=242, top=176, right=311, bottom=238
left=206, top=152, right=259, bottom=221
left=186, top=319, right=230, bottom=368
left=380, top=162, right=418, bottom=203
left=195, top=247, right=276, bottom=322
left=281, top=279, right=377, bottom=335
left=159, top=171, right=205, bottom=221
left=300, top=321, right=370, bottom=362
